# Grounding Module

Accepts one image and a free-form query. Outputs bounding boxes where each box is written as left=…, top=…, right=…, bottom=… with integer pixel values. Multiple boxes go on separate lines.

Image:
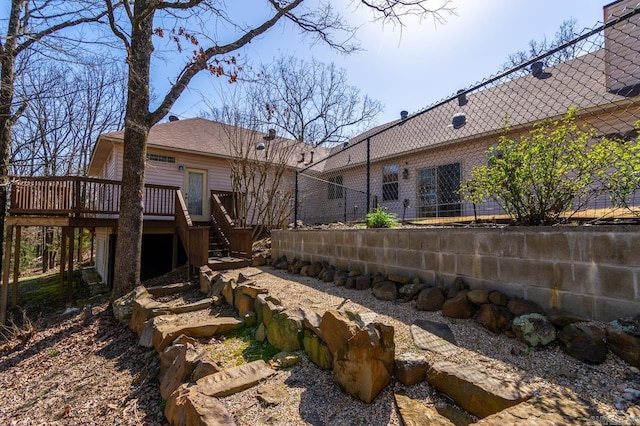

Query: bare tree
left=252, top=56, right=383, bottom=147
left=104, top=0, right=454, bottom=298
left=0, top=0, right=110, bottom=271
left=502, top=19, right=600, bottom=77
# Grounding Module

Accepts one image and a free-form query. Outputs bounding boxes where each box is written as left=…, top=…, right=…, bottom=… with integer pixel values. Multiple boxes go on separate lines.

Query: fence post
left=366, top=137, right=371, bottom=213
left=294, top=171, right=299, bottom=229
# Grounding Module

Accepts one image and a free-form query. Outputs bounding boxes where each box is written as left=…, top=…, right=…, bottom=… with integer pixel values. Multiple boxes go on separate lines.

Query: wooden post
left=77, top=228, right=83, bottom=264
left=12, top=226, right=21, bottom=309
left=1, top=226, right=14, bottom=325
left=172, top=228, right=178, bottom=270
left=90, top=229, right=94, bottom=265
left=59, top=228, right=67, bottom=301
left=67, top=227, right=75, bottom=306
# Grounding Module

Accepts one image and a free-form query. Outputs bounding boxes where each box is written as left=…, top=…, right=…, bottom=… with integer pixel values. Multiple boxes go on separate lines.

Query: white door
left=185, top=168, right=208, bottom=221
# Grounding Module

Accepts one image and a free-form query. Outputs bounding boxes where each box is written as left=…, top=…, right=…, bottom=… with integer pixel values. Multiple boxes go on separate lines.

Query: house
left=296, top=0, right=640, bottom=224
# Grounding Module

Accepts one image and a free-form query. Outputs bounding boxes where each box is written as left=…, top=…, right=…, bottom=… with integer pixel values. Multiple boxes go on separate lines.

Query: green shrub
left=462, top=107, right=638, bottom=225
left=366, top=207, right=397, bottom=228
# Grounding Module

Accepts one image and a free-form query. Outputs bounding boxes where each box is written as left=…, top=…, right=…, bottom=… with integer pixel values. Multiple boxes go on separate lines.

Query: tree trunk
left=0, top=1, right=22, bottom=277
left=111, top=0, right=153, bottom=299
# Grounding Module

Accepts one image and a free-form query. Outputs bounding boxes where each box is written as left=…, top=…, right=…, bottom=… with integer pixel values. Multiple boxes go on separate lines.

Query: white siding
left=94, top=227, right=112, bottom=285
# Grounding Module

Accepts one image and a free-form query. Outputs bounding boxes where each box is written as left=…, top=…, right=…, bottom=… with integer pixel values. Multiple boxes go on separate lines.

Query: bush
left=366, top=207, right=397, bottom=228
left=462, top=107, right=638, bottom=225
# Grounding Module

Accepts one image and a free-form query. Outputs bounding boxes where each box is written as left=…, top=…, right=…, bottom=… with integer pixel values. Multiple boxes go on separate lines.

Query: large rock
left=446, top=277, right=467, bottom=299
left=165, top=383, right=235, bottom=426
left=467, top=289, right=490, bottom=305
left=394, top=353, right=429, bottom=386
left=300, top=262, right=322, bottom=277
left=160, top=343, right=203, bottom=399
left=196, top=360, right=277, bottom=397
left=394, top=394, right=456, bottom=426
left=355, top=275, right=372, bottom=290
left=299, top=308, right=323, bottom=339
left=545, top=307, right=584, bottom=328
left=426, top=361, right=532, bottom=418
left=441, top=291, right=476, bottom=319
left=388, top=274, right=412, bottom=285
left=153, top=316, right=244, bottom=352
left=221, top=278, right=237, bottom=307
left=146, top=281, right=196, bottom=296
left=233, top=286, right=255, bottom=318
left=320, top=310, right=395, bottom=403
left=512, top=313, right=556, bottom=347
left=334, top=270, right=349, bottom=286
left=473, top=304, right=514, bottom=334
left=607, top=323, right=640, bottom=368
left=113, top=286, right=149, bottom=325
left=303, top=330, right=333, bottom=370
left=397, top=283, right=428, bottom=301
left=557, top=323, right=608, bottom=364
left=199, top=266, right=217, bottom=294
left=319, top=268, right=335, bottom=282
left=488, top=290, right=508, bottom=307
left=416, top=287, right=445, bottom=311
left=507, top=298, right=544, bottom=317
left=410, top=320, right=458, bottom=356
left=372, top=281, right=397, bottom=301
left=266, top=309, right=304, bottom=351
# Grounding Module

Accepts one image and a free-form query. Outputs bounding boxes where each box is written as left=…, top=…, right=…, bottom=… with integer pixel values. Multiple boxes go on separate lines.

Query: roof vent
left=452, top=113, right=466, bottom=129
left=263, top=129, right=276, bottom=141
left=256, top=142, right=266, bottom=151
left=343, top=141, right=349, bottom=148
left=168, top=115, right=179, bottom=122
left=531, top=62, right=551, bottom=79
left=400, top=110, right=409, bottom=120
left=457, top=90, right=468, bottom=107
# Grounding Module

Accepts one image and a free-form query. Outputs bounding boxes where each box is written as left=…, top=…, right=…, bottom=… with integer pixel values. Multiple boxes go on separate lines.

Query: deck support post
left=12, top=226, right=21, bottom=309
left=1, top=225, right=14, bottom=325
left=172, top=228, right=178, bottom=270
left=59, top=227, right=67, bottom=301
left=67, top=227, right=75, bottom=306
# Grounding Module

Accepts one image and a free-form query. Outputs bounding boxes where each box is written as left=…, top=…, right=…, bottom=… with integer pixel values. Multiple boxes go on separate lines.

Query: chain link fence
left=295, top=4, right=640, bottom=225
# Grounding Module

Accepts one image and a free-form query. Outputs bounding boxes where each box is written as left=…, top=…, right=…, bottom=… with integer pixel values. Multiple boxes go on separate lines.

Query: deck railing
left=210, top=191, right=252, bottom=258
left=9, top=176, right=178, bottom=217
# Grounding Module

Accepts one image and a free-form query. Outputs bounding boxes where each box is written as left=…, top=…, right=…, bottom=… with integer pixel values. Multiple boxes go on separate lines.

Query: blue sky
left=168, top=0, right=609, bottom=125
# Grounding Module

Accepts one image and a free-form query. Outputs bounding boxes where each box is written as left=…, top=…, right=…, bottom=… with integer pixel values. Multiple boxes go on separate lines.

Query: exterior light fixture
left=452, top=113, right=466, bottom=129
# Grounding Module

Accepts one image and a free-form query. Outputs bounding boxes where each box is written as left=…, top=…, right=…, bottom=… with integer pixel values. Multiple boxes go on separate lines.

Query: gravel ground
left=217, top=266, right=639, bottom=426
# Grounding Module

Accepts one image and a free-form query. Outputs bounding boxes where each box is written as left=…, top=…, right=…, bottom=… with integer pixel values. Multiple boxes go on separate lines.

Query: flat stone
left=169, top=298, right=213, bottom=315
left=165, top=383, right=235, bottom=426
left=607, top=324, right=640, bottom=368
left=473, top=304, right=513, bottom=334
left=270, top=352, right=301, bottom=369
left=388, top=274, right=412, bottom=285
left=427, top=361, right=532, bottom=418
left=467, top=289, right=490, bottom=305
left=257, top=384, right=289, bottom=406
left=488, top=291, right=508, bottom=307
left=395, top=393, right=456, bottom=426
left=160, top=343, right=202, bottom=399
left=146, top=281, right=196, bottom=296
left=196, top=360, right=277, bottom=397
left=153, top=316, right=244, bottom=352
left=545, top=307, right=584, bottom=327
left=299, top=307, right=324, bottom=339
left=558, top=323, right=608, bottom=364
left=266, top=309, right=304, bottom=352
left=471, top=391, right=599, bottom=424
left=412, top=319, right=457, bottom=344
left=507, top=298, right=544, bottom=317
left=239, top=283, right=268, bottom=298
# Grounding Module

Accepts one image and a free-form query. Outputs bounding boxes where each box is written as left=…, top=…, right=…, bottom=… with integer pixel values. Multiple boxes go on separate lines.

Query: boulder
left=274, top=259, right=289, bottom=270
left=372, top=281, right=398, bottom=301
left=191, top=357, right=221, bottom=382
left=416, top=287, right=445, bottom=311
left=333, top=270, right=349, bottom=286
left=345, top=276, right=357, bottom=289
left=301, top=262, right=322, bottom=277
left=147, top=281, right=196, bottom=296
left=473, top=304, right=514, bottom=334
left=153, top=316, right=244, bottom=352
left=270, top=352, right=302, bottom=369
left=160, top=343, right=185, bottom=382
left=507, top=298, right=544, bottom=317
left=303, top=330, right=333, bottom=370
left=251, top=254, right=267, bottom=267
left=196, top=360, right=277, bottom=397
left=233, top=286, right=255, bottom=318
left=607, top=323, right=640, bottom=368
left=467, top=289, right=490, bottom=305
left=355, top=275, right=372, bottom=290
left=512, top=313, right=556, bottom=347
left=410, top=320, right=458, bottom=356
left=199, top=266, right=217, bottom=295
left=557, top=323, right=608, bottom=364
left=441, top=291, right=477, bottom=319
left=394, top=394, right=456, bottom=426
left=165, top=383, right=235, bottom=426
left=388, top=274, right=412, bottom=285
left=397, top=283, right=428, bottom=301
left=545, top=308, right=584, bottom=328
left=266, top=309, right=304, bottom=351
left=244, top=311, right=257, bottom=327
left=320, top=310, right=395, bottom=403
left=112, top=286, right=149, bottom=325
left=394, top=353, right=429, bottom=386
left=160, top=343, right=204, bottom=400
left=371, top=273, right=386, bottom=285
left=291, top=260, right=309, bottom=274
left=299, top=308, right=323, bottom=339
left=426, top=361, right=532, bottom=418
left=319, top=268, right=335, bottom=283
left=221, top=278, right=237, bottom=307
left=488, top=290, right=508, bottom=306
left=255, top=323, right=266, bottom=342
left=446, top=277, right=467, bottom=299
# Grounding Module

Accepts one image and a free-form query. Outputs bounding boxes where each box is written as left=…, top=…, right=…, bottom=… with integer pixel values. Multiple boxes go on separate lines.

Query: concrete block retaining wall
left=272, top=226, right=640, bottom=322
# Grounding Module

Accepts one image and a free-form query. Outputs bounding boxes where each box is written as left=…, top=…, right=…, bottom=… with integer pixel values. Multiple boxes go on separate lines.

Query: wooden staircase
left=207, top=192, right=252, bottom=271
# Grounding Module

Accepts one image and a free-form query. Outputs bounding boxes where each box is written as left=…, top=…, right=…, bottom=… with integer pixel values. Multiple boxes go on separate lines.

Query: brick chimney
left=604, top=0, right=640, bottom=96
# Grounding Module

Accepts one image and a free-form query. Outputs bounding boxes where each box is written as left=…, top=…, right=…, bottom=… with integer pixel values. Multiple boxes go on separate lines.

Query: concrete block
left=476, top=231, right=526, bottom=259
left=596, top=265, right=636, bottom=300
left=524, top=232, right=571, bottom=261
left=590, top=233, right=638, bottom=266
left=594, top=297, right=640, bottom=322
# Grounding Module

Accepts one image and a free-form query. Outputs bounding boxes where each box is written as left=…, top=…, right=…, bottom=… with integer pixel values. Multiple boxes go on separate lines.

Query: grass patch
left=206, top=326, right=280, bottom=368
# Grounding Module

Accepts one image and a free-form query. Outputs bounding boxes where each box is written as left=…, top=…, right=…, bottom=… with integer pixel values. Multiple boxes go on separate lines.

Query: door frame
left=184, top=167, right=208, bottom=222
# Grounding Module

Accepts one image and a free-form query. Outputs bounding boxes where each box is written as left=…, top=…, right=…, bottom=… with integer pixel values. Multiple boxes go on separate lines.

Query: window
left=487, top=142, right=504, bottom=166
left=382, top=164, right=399, bottom=201
left=328, top=175, right=344, bottom=199
left=417, top=163, right=461, bottom=217
left=146, top=153, right=176, bottom=163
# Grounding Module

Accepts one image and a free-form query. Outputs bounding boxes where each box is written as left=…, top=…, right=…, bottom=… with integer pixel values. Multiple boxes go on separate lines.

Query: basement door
left=185, top=168, right=208, bottom=222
